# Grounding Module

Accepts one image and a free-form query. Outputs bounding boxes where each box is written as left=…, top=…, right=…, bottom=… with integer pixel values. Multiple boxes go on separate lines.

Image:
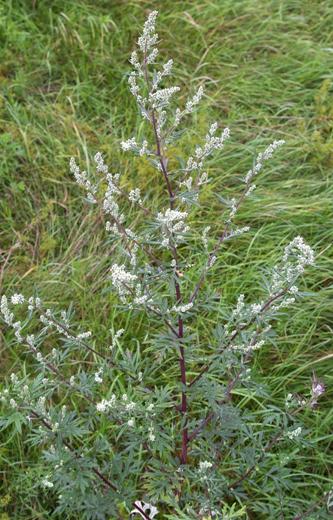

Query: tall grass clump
left=0, top=10, right=328, bottom=520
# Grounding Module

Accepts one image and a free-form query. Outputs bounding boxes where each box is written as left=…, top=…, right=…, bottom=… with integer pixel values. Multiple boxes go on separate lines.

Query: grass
left=0, top=0, right=332, bottom=518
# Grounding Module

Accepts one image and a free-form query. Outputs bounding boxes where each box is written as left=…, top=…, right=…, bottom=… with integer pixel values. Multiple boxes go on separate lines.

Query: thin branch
left=189, top=289, right=286, bottom=388
left=30, top=409, right=152, bottom=520
left=227, top=403, right=306, bottom=492
left=44, top=313, right=138, bottom=381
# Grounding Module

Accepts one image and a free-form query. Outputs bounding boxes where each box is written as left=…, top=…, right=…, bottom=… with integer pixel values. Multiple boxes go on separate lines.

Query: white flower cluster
left=231, top=339, right=265, bottom=354
left=96, top=394, right=116, bottom=413
left=243, top=140, right=285, bottom=185
left=94, top=151, right=108, bottom=174
left=271, top=236, right=315, bottom=293
left=94, top=367, right=103, bottom=384
left=199, top=460, right=213, bottom=472
left=28, top=296, right=42, bottom=311
left=156, top=208, right=189, bottom=247
left=171, top=302, right=193, bottom=314
left=286, top=426, right=302, bottom=440
left=70, top=157, right=97, bottom=204
left=1, top=295, right=14, bottom=326
left=228, top=237, right=314, bottom=337
left=11, top=293, right=25, bottom=305
left=148, top=425, right=156, bottom=442
left=186, top=123, right=230, bottom=172
left=226, top=226, right=250, bottom=239
left=128, top=72, right=147, bottom=117
left=76, top=331, right=92, bottom=340
left=202, top=226, right=211, bottom=249
left=132, top=292, right=150, bottom=306
left=41, top=476, right=54, bottom=489
left=71, top=152, right=127, bottom=231
left=101, top=168, right=123, bottom=224
left=110, top=264, right=137, bottom=300
left=285, top=393, right=306, bottom=409
left=121, top=138, right=149, bottom=157
left=229, top=295, right=263, bottom=329
left=1, top=295, right=23, bottom=342
left=282, top=235, right=315, bottom=268
left=149, top=86, right=180, bottom=109
left=137, top=10, right=158, bottom=53
left=174, top=85, right=204, bottom=128
left=96, top=393, right=139, bottom=430
left=152, top=59, right=173, bottom=90
left=127, top=12, right=161, bottom=118
left=128, top=188, right=142, bottom=204
left=109, top=328, right=124, bottom=351
left=121, top=137, right=137, bottom=152
left=185, top=85, right=204, bottom=113
left=232, top=294, right=245, bottom=319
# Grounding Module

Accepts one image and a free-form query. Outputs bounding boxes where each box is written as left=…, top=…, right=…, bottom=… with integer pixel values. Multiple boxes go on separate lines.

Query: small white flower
left=94, top=369, right=103, bottom=384
left=208, top=255, right=217, bottom=268
left=41, top=476, right=54, bottom=489
left=11, top=293, right=25, bottom=305
left=148, top=426, right=156, bottom=442
left=139, top=141, right=148, bottom=157
left=96, top=400, right=107, bottom=413
left=171, top=302, right=193, bottom=314
left=10, top=373, right=18, bottom=384
left=286, top=426, right=302, bottom=440
left=96, top=395, right=116, bottom=413
left=129, top=188, right=142, bottom=204
left=199, top=460, right=213, bottom=472
left=36, top=352, right=43, bottom=363
left=76, top=331, right=92, bottom=340
left=121, top=137, right=137, bottom=152
left=125, top=401, right=136, bottom=411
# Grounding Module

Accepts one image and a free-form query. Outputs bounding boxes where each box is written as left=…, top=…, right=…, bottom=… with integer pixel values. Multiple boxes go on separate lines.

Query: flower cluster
left=271, top=235, right=315, bottom=294
left=137, top=10, right=158, bottom=53
left=156, top=208, right=189, bottom=247
left=1, top=295, right=24, bottom=342
left=110, top=263, right=138, bottom=300
left=96, top=394, right=116, bottom=413
left=149, top=86, right=180, bottom=109
left=286, top=426, right=302, bottom=440
left=199, top=460, right=213, bottom=472
left=243, top=139, right=285, bottom=185
left=186, top=123, right=230, bottom=172
left=69, top=157, right=97, bottom=203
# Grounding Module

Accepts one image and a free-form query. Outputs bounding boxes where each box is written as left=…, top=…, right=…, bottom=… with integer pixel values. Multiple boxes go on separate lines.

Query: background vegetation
left=0, top=0, right=332, bottom=518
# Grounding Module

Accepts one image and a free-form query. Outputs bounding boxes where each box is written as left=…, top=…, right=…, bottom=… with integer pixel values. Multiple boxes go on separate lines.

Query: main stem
left=153, top=122, right=188, bottom=465
left=143, top=51, right=188, bottom=465
left=175, top=281, right=188, bottom=465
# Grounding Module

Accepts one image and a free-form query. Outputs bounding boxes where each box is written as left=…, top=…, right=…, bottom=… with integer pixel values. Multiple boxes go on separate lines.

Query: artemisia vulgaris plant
left=0, top=11, right=326, bottom=520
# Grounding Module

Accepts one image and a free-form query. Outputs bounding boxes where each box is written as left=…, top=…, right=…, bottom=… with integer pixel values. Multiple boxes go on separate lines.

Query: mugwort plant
left=0, top=11, right=325, bottom=520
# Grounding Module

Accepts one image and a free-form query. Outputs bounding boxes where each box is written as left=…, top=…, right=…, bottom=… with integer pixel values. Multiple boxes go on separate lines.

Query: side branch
left=189, top=289, right=286, bottom=388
